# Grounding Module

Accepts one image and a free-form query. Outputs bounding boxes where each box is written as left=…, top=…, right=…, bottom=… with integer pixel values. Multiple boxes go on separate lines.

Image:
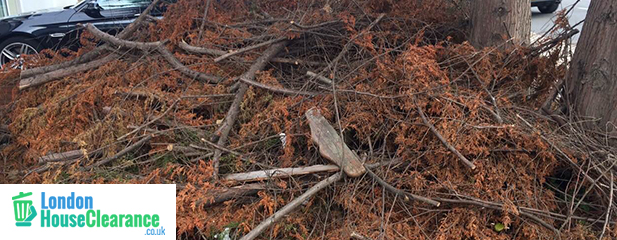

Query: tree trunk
left=566, top=0, right=617, bottom=135
left=469, top=0, right=530, bottom=48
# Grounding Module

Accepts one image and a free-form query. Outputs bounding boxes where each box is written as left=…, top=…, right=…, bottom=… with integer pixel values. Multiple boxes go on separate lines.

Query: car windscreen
left=72, top=0, right=89, bottom=9
left=97, top=0, right=151, bottom=10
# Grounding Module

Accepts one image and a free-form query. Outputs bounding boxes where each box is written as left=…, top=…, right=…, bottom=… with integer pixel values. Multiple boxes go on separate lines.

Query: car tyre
left=538, top=2, right=559, bottom=13
left=0, top=36, right=41, bottom=67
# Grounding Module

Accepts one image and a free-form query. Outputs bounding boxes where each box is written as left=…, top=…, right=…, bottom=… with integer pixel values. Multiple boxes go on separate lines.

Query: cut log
left=39, top=148, right=103, bottom=163
left=305, top=107, right=366, bottom=177
left=223, top=164, right=340, bottom=182
left=200, top=183, right=266, bottom=207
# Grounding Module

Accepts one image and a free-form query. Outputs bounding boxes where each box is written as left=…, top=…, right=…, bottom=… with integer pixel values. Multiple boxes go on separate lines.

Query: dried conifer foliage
left=0, top=0, right=614, bottom=239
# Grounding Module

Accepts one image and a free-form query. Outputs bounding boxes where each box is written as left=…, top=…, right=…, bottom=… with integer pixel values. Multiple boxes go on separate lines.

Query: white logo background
left=1, top=184, right=175, bottom=240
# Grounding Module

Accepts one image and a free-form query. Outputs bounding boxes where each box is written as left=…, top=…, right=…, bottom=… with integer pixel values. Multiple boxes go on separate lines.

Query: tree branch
left=239, top=172, right=343, bottom=240
left=214, top=37, right=286, bottom=63
left=211, top=41, right=288, bottom=179
left=19, top=54, right=118, bottom=90
left=239, top=76, right=317, bottom=96
left=417, top=105, right=477, bottom=170
left=157, top=46, right=223, bottom=84
left=364, top=166, right=440, bottom=207
left=85, top=135, right=153, bottom=170
left=19, top=0, right=162, bottom=79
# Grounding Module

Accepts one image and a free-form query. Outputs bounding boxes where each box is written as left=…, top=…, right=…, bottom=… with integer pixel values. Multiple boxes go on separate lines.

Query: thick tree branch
left=19, top=0, right=162, bottom=79
left=157, top=46, right=223, bottom=84
left=211, top=41, right=288, bottom=178
left=19, top=54, right=118, bottom=90
left=83, top=23, right=162, bottom=50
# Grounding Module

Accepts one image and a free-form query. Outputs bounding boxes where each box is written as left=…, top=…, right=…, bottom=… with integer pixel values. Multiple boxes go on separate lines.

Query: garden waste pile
left=1, top=0, right=615, bottom=239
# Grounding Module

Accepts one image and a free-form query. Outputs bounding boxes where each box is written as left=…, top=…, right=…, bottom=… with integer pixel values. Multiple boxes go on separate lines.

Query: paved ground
left=531, top=0, right=590, bottom=43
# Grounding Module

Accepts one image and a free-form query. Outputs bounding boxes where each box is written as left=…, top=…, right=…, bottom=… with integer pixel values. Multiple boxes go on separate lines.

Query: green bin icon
left=12, top=192, right=37, bottom=227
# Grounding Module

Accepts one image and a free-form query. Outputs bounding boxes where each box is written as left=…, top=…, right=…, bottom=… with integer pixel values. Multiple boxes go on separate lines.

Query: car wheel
left=0, top=36, right=40, bottom=68
left=538, top=2, right=559, bottom=13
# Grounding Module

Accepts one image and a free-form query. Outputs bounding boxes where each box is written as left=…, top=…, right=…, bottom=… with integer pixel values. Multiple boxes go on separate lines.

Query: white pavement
left=531, top=0, right=590, bottom=43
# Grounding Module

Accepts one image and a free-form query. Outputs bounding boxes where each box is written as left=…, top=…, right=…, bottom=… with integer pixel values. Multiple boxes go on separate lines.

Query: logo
left=12, top=192, right=38, bottom=227
left=2, top=185, right=175, bottom=240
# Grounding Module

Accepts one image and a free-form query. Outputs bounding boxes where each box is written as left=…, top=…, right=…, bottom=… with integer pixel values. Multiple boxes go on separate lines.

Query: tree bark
left=469, top=0, right=530, bottom=48
left=566, top=0, right=617, bottom=136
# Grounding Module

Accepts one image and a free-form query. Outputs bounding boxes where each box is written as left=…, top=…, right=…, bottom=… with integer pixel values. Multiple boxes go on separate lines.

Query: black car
left=531, top=0, right=561, bottom=14
left=0, top=0, right=160, bottom=66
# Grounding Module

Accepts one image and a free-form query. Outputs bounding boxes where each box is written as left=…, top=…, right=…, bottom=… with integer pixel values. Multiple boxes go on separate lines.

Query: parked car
left=532, top=0, right=561, bottom=14
left=0, top=0, right=162, bottom=66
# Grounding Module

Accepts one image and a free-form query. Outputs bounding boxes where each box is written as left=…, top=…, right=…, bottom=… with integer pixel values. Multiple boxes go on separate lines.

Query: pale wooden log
left=223, top=164, right=340, bottom=182
left=305, top=108, right=366, bottom=177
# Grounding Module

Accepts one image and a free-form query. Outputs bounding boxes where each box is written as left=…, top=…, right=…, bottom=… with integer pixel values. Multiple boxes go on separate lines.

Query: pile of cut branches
left=1, top=0, right=615, bottom=239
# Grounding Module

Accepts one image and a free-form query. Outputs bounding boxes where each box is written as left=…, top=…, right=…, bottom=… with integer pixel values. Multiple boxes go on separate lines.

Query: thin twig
left=239, top=172, right=343, bottom=240
left=319, top=14, right=385, bottom=75
left=364, top=166, right=440, bottom=207
left=117, top=99, right=179, bottom=141
left=306, top=71, right=333, bottom=85
left=417, top=105, right=476, bottom=169
left=214, top=37, right=286, bottom=63
left=434, top=197, right=559, bottom=235
left=85, top=135, right=153, bottom=170
left=197, top=0, right=212, bottom=42
left=239, top=76, right=317, bottom=96
left=599, top=172, right=613, bottom=240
